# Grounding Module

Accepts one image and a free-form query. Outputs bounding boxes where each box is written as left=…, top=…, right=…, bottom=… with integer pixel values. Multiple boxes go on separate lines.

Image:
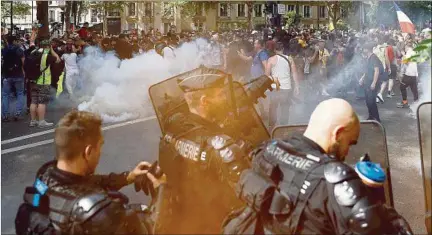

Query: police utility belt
left=235, top=140, right=334, bottom=231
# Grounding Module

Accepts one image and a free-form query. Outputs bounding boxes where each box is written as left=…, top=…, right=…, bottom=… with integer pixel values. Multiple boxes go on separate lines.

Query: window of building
left=237, top=4, right=246, bottom=17
left=254, top=4, right=263, bottom=17
left=303, top=6, right=311, bottom=18
left=49, top=1, right=53, bottom=5
left=319, top=6, right=326, bottom=18
left=91, top=9, right=98, bottom=22
left=128, top=3, right=136, bottom=16
left=108, top=8, right=120, bottom=17
left=194, top=22, right=204, bottom=31
left=220, top=3, right=229, bottom=17
left=49, top=10, right=55, bottom=22
left=144, top=3, right=152, bottom=16
left=287, top=5, right=295, bottom=12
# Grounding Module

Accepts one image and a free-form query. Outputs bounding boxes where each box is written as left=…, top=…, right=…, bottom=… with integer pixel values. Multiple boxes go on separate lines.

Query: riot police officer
left=15, top=110, right=165, bottom=235
left=223, top=98, right=413, bottom=235
left=151, top=66, right=272, bottom=233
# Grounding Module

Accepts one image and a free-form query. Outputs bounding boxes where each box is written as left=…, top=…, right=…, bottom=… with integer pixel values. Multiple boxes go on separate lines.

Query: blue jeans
left=2, top=77, right=25, bottom=118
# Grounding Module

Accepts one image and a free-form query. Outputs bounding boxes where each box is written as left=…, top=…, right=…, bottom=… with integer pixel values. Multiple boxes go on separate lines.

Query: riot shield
left=149, top=66, right=271, bottom=144
left=231, top=81, right=270, bottom=145
left=417, top=102, right=431, bottom=234
left=272, top=121, right=394, bottom=207
left=149, top=66, right=229, bottom=134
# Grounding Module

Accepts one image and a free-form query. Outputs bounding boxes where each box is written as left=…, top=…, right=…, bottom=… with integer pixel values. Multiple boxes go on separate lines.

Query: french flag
left=394, top=2, right=416, bottom=34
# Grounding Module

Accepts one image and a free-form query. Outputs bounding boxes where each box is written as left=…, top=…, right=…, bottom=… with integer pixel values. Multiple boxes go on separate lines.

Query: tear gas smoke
left=76, top=39, right=212, bottom=123
left=410, top=63, right=432, bottom=114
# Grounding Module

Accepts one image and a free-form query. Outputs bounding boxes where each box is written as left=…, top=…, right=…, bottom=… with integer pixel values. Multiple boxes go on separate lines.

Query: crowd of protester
left=1, top=21, right=431, bottom=127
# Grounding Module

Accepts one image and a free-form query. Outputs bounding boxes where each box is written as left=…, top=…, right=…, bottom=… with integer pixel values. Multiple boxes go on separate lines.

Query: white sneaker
left=29, top=120, right=38, bottom=127
left=377, top=93, right=384, bottom=103
left=38, top=120, right=54, bottom=128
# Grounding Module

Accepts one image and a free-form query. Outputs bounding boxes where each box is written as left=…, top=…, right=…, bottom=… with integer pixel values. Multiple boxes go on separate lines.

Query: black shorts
left=389, top=64, right=398, bottom=80
left=30, top=83, right=51, bottom=105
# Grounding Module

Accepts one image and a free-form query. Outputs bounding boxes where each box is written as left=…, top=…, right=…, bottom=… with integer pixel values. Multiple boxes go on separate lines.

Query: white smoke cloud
left=410, top=63, right=432, bottom=115
left=76, top=39, right=212, bottom=123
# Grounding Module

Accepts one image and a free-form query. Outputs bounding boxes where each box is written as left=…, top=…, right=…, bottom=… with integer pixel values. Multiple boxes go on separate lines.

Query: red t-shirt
left=78, top=28, right=89, bottom=39
left=386, top=45, right=395, bottom=63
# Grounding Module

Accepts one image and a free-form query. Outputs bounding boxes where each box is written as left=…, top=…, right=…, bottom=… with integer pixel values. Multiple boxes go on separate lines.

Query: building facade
left=6, top=1, right=360, bottom=36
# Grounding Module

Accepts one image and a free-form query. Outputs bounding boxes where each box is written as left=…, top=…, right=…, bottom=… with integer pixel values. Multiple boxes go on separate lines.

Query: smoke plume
left=76, top=39, right=211, bottom=123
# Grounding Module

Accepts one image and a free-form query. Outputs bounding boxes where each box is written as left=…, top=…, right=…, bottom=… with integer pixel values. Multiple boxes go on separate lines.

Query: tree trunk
left=327, top=2, right=341, bottom=28
left=36, top=1, right=49, bottom=39
left=77, top=1, right=83, bottom=25
left=103, top=2, right=107, bottom=36
left=246, top=2, right=253, bottom=31
left=65, top=1, right=71, bottom=37
left=72, top=1, right=77, bottom=26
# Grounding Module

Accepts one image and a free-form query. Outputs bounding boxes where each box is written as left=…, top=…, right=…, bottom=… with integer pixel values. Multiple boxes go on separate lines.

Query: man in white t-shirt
left=397, top=43, right=419, bottom=108
left=265, top=42, right=299, bottom=130
left=61, top=43, right=80, bottom=99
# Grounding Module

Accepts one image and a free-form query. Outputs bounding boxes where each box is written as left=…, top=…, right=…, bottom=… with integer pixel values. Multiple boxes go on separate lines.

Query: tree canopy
left=1, top=1, right=31, bottom=21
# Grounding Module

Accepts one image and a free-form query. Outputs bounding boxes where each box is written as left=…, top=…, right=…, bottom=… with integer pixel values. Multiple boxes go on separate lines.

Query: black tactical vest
left=225, top=139, right=335, bottom=234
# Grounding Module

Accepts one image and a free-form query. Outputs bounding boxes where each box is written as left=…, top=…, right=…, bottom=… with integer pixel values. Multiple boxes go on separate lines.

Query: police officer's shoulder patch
left=324, top=162, right=358, bottom=184
left=208, top=135, right=233, bottom=150
left=333, top=179, right=365, bottom=207
left=220, top=147, right=235, bottom=163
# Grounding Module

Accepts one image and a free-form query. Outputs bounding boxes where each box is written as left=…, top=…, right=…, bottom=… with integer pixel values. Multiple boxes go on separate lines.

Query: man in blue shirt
left=238, top=39, right=269, bottom=79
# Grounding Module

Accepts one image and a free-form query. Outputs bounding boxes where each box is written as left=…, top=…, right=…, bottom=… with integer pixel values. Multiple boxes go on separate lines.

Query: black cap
left=177, top=69, right=226, bottom=92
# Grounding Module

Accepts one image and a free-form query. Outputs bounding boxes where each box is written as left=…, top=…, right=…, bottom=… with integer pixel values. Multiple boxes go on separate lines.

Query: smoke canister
left=354, top=161, right=386, bottom=188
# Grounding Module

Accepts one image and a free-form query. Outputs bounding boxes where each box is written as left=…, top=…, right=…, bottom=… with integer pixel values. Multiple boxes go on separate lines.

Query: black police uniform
left=15, top=160, right=152, bottom=235
left=157, top=109, right=253, bottom=234
left=223, top=133, right=413, bottom=235
left=154, top=71, right=268, bottom=234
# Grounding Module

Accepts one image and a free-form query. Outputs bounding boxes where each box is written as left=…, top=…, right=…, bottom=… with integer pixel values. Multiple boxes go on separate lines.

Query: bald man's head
left=303, top=98, right=360, bottom=161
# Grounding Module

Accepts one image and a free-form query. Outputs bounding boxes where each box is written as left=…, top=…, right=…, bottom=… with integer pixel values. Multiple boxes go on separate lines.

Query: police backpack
left=15, top=186, right=59, bottom=235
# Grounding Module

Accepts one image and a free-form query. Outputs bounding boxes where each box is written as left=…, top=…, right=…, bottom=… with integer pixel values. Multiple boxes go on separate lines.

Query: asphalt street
left=1, top=91, right=427, bottom=234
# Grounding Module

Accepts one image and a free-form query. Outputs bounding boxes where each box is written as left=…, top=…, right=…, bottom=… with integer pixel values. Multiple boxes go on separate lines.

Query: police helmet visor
left=149, top=66, right=234, bottom=134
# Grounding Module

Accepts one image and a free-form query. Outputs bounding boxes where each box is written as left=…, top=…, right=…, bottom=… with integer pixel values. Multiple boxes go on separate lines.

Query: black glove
left=134, top=161, right=163, bottom=198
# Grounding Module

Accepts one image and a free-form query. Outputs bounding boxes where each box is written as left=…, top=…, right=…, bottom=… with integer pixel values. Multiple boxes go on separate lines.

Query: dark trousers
left=365, top=85, right=381, bottom=122
left=26, top=80, right=31, bottom=109
left=400, top=75, right=418, bottom=102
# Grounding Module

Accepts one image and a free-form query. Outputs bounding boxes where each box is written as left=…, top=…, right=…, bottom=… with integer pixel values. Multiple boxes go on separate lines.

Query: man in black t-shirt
left=359, top=43, right=383, bottom=122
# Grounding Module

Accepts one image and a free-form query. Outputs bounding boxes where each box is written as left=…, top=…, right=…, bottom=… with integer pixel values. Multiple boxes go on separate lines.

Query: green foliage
left=90, top=1, right=127, bottom=15
left=284, top=11, right=296, bottom=27
left=336, top=20, right=349, bottom=31
left=1, top=1, right=31, bottom=21
left=162, top=1, right=213, bottom=19
left=284, top=11, right=302, bottom=28
left=326, top=1, right=354, bottom=25
left=408, top=32, right=432, bottom=63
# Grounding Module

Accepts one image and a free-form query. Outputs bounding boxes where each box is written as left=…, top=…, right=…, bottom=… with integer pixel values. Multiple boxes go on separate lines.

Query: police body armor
left=149, top=66, right=272, bottom=233
left=15, top=161, right=151, bottom=235
left=224, top=139, right=413, bottom=235
left=157, top=111, right=253, bottom=233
